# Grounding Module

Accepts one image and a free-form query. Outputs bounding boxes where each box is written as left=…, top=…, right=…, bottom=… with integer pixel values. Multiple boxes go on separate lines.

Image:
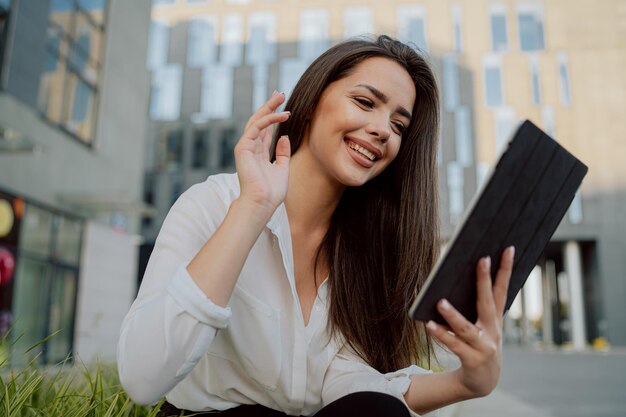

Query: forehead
left=336, top=57, right=416, bottom=112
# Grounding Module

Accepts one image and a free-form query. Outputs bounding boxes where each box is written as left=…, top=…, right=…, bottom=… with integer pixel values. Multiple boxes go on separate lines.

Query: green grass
left=0, top=336, right=165, bottom=417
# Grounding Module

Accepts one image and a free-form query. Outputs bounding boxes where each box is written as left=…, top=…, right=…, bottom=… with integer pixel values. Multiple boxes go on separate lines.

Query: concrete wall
left=74, top=222, right=137, bottom=362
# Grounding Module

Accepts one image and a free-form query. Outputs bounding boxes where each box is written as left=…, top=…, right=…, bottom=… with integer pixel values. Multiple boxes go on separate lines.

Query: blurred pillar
left=564, top=240, right=586, bottom=350
left=541, top=260, right=556, bottom=346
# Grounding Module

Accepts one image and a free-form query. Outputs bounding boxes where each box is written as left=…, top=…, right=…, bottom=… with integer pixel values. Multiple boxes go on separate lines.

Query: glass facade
left=397, top=5, right=428, bottom=51
left=483, top=55, right=504, bottom=108
left=0, top=0, right=11, bottom=81
left=517, top=4, right=545, bottom=52
left=37, top=0, right=108, bottom=145
left=0, top=190, right=83, bottom=366
left=490, top=4, right=508, bottom=52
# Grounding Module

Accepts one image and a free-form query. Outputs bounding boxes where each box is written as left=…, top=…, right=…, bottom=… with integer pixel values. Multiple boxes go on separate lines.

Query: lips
left=344, top=139, right=379, bottom=168
left=345, top=136, right=383, bottom=159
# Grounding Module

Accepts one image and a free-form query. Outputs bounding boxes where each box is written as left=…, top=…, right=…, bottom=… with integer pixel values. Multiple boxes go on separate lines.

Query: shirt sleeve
left=117, top=178, right=234, bottom=406
left=321, top=346, right=439, bottom=417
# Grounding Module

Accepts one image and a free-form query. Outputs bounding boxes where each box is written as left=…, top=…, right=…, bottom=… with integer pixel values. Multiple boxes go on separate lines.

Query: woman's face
left=301, top=56, right=416, bottom=187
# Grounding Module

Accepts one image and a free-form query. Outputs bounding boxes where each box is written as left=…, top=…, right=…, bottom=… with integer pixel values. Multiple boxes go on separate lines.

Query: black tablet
left=409, top=120, right=588, bottom=325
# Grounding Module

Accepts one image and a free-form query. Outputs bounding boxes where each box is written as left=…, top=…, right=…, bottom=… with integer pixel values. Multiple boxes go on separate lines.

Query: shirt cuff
left=384, top=365, right=438, bottom=417
left=167, top=263, right=232, bottom=328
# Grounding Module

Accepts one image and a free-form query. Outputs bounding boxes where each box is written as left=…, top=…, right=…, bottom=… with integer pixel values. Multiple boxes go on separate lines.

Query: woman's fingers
left=493, top=246, right=515, bottom=316
left=245, top=91, right=286, bottom=131
left=274, top=135, right=291, bottom=167
left=475, top=256, right=498, bottom=333
left=260, top=123, right=275, bottom=160
left=240, top=111, right=290, bottom=148
left=436, top=299, right=484, bottom=348
left=426, top=320, right=475, bottom=363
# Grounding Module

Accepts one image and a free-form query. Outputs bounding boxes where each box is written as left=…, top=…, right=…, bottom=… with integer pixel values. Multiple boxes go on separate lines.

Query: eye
left=353, top=97, right=374, bottom=108
left=392, top=121, right=407, bottom=136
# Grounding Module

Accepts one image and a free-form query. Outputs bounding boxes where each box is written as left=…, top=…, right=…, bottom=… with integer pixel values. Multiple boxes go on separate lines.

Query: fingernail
left=483, top=256, right=491, bottom=271
left=508, top=246, right=516, bottom=259
left=426, top=321, right=437, bottom=331
left=440, top=299, right=450, bottom=311
left=272, top=90, right=278, bottom=96
left=279, top=91, right=285, bottom=96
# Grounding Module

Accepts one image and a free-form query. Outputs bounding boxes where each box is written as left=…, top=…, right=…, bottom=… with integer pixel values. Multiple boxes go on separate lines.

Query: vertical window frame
left=489, top=3, right=508, bottom=53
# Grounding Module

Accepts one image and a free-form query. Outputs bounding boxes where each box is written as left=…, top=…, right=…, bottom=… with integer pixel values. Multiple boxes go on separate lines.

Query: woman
left=118, top=35, right=514, bottom=417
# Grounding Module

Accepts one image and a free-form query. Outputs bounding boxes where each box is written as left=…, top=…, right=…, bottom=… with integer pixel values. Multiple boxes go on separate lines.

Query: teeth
left=348, top=141, right=376, bottom=161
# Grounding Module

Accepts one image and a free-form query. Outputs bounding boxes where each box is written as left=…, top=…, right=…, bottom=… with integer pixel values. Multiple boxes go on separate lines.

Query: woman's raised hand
left=234, top=91, right=291, bottom=217
left=426, top=246, right=515, bottom=399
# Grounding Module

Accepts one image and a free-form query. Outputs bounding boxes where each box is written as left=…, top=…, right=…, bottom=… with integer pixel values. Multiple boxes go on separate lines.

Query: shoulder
left=163, top=173, right=240, bottom=232
left=180, top=172, right=240, bottom=210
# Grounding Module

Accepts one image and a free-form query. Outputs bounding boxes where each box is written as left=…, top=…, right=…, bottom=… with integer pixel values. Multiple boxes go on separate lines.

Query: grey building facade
left=0, top=0, right=152, bottom=364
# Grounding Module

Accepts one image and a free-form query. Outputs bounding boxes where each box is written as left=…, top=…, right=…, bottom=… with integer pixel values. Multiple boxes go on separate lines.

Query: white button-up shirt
left=117, top=173, right=434, bottom=416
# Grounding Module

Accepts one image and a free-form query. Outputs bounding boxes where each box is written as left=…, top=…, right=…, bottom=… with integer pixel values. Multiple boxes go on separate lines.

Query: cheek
left=387, top=139, right=402, bottom=162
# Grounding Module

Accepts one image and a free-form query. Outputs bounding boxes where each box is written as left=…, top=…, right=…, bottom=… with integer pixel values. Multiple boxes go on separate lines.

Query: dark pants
left=158, top=391, right=411, bottom=416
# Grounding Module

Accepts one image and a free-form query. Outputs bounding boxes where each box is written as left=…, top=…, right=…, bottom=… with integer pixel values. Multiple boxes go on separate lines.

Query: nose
left=366, top=115, right=391, bottom=143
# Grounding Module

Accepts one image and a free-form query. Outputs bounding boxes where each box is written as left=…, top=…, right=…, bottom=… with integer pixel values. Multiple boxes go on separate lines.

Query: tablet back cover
left=409, top=120, right=588, bottom=325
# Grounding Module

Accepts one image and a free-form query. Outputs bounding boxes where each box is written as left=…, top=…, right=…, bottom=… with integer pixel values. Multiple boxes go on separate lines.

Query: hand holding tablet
left=410, top=120, right=588, bottom=326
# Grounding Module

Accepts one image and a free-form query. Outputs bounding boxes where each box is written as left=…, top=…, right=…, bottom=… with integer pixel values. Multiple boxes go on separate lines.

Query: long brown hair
left=274, top=35, right=440, bottom=372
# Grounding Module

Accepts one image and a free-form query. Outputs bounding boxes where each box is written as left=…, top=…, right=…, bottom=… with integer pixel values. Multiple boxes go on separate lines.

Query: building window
left=452, top=5, right=463, bottom=53
left=489, top=4, right=508, bottom=52
left=37, top=1, right=107, bottom=145
left=247, top=12, right=276, bottom=65
left=343, top=7, right=373, bottom=39
left=192, top=129, right=209, bottom=169
left=299, top=9, right=329, bottom=61
left=150, top=64, right=183, bottom=121
left=141, top=174, right=155, bottom=230
left=6, top=201, right=83, bottom=366
left=454, top=106, right=473, bottom=167
left=198, top=64, right=233, bottom=119
left=220, top=128, right=237, bottom=169
left=0, top=2, right=11, bottom=79
left=483, top=54, right=504, bottom=107
left=529, top=55, right=541, bottom=105
left=221, top=13, right=243, bottom=65
left=77, top=0, right=106, bottom=26
left=187, top=16, right=217, bottom=67
left=443, top=54, right=459, bottom=111
left=156, top=128, right=184, bottom=171
left=279, top=58, right=307, bottom=100
left=397, top=5, right=428, bottom=52
left=252, top=64, right=268, bottom=112
left=148, top=20, right=169, bottom=69
left=494, top=106, right=516, bottom=153
left=568, top=191, right=583, bottom=224
left=557, top=52, right=572, bottom=106
left=517, top=3, right=544, bottom=52
left=447, top=162, right=464, bottom=225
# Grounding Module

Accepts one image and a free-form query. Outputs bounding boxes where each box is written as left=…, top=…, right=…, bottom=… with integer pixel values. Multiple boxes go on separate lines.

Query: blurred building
left=143, top=0, right=626, bottom=348
left=0, top=0, right=152, bottom=364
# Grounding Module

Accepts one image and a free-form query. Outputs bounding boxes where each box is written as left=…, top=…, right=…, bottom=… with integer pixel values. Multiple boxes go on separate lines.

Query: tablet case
left=409, top=120, right=588, bottom=325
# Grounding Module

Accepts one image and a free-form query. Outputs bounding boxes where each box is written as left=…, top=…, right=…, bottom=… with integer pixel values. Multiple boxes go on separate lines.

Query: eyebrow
left=355, top=83, right=412, bottom=120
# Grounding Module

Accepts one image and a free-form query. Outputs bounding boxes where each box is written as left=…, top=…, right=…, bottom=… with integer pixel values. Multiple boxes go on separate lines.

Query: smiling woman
left=118, top=35, right=514, bottom=417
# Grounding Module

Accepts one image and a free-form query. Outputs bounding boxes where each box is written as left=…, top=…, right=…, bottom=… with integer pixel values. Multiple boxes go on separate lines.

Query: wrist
left=449, top=368, right=481, bottom=401
left=231, top=197, right=277, bottom=227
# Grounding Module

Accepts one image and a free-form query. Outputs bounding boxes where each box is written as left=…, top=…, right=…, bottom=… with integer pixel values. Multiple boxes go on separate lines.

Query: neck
left=285, top=150, right=345, bottom=236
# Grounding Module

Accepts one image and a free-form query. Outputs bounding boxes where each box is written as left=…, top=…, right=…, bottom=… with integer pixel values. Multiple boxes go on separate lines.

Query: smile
left=347, top=141, right=377, bottom=161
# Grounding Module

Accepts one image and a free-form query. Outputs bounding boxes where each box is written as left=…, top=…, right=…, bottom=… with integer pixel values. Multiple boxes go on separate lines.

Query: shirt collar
left=266, top=202, right=286, bottom=233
